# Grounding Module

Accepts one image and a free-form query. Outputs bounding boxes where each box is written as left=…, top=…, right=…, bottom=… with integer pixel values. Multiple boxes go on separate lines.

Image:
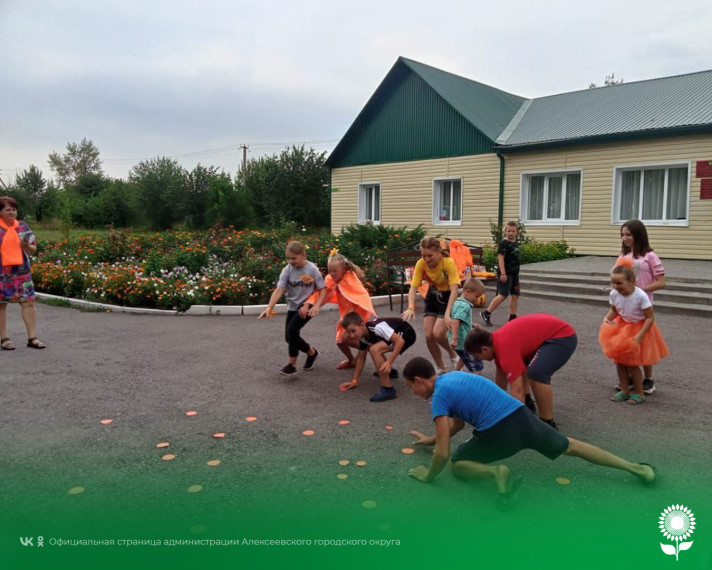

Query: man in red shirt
left=464, top=313, right=577, bottom=431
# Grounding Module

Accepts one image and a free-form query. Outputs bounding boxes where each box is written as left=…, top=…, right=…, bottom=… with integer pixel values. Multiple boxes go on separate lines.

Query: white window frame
left=520, top=168, right=583, bottom=226
left=358, top=182, right=381, bottom=225
left=611, top=161, right=690, bottom=226
left=432, top=177, right=463, bottom=226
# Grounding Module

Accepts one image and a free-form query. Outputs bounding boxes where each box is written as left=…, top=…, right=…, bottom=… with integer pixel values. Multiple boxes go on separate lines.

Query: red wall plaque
left=696, top=160, right=712, bottom=178
left=701, top=179, right=712, bottom=200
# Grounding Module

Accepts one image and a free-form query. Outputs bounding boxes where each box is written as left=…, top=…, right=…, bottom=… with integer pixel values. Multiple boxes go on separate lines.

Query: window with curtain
left=433, top=178, right=462, bottom=224
left=614, top=165, right=688, bottom=223
left=521, top=171, right=582, bottom=224
left=358, top=183, right=380, bottom=224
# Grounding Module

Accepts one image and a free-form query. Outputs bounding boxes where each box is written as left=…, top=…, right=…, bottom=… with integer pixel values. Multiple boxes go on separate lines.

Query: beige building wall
left=502, top=134, right=712, bottom=259
left=331, top=154, right=501, bottom=245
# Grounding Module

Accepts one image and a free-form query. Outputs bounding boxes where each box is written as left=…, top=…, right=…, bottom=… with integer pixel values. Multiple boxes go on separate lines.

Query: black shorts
left=451, top=407, right=570, bottom=464
left=526, top=333, right=577, bottom=385
left=391, top=325, right=416, bottom=354
left=423, top=288, right=452, bottom=318
left=496, top=272, right=520, bottom=297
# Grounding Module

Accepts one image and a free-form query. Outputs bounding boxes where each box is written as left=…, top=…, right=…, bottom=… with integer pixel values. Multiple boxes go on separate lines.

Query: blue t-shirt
left=430, top=371, right=523, bottom=431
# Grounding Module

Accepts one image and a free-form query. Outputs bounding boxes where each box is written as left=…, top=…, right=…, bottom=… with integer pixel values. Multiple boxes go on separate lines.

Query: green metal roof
left=327, top=57, right=526, bottom=168
left=498, top=69, right=712, bottom=148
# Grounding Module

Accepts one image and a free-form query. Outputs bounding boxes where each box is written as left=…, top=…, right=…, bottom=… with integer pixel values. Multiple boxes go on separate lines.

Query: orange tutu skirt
left=599, top=318, right=669, bottom=366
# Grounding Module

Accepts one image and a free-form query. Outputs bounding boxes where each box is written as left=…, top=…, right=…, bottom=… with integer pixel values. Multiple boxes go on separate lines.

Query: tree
left=205, top=175, right=253, bottom=229
left=13, top=165, right=47, bottom=220
left=244, top=145, right=329, bottom=228
left=183, top=164, right=215, bottom=228
left=48, top=138, right=103, bottom=187
left=588, top=73, right=624, bottom=89
left=129, top=157, right=186, bottom=230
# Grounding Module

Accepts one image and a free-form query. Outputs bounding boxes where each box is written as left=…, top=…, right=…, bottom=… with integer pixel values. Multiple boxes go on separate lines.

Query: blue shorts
left=527, top=333, right=578, bottom=385
left=496, top=272, right=520, bottom=297
left=455, top=349, right=483, bottom=373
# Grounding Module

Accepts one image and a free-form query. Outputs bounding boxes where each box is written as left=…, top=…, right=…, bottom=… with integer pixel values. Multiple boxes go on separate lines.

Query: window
left=613, top=164, right=689, bottom=224
left=521, top=170, right=582, bottom=224
left=358, top=183, right=380, bottom=224
left=433, top=178, right=462, bottom=225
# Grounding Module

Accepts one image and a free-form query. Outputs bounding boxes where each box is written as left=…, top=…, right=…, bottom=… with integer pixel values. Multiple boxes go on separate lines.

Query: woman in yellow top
left=402, top=237, right=460, bottom=374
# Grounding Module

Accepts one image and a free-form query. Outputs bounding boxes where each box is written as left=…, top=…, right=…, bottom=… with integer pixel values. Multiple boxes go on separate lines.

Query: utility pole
left=240, top=144, right=249, bottom=179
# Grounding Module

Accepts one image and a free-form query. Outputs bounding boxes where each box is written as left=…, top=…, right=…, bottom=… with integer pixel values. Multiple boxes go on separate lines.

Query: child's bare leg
left=455, top=359, right=464, bottom=371
left=528, top=377, right=554, bottom=421
left=423, top=316, right=446, bottom=370
left=451, top=461, right=511, bottom=493
left=433, top=317, right=457, bottom=359
left=564, top=438, right=656, bottom=483
left=369, top=343, right=393, bottom=388
left=643, top=365, right=653, bottom=379
left=486, top=294, right=506, bottom=314
left=615, top=364, right=631, bottom=395
left=630, top=366, right=644, bottom=397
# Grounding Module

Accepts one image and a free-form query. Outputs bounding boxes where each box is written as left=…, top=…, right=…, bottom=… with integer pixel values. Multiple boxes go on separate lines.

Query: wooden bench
left=386, top=244, right=487, bottom=312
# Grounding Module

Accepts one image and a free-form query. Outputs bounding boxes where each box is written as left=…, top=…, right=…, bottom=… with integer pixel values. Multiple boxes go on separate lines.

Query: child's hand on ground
left=401, top=307, right=415, bottom=321
left=339, top=380, right=359, bottom=391
left=257, top=308, right=273, bottom=319
left=409, top=430, right=435, bottom=446
left=408, top=465, right=430, bottom=482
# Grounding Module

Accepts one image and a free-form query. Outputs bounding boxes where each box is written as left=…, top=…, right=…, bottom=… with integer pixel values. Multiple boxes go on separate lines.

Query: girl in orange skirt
left=306, top=252, right=377, bottom=371
left=599, top=262, right=669, bottom=405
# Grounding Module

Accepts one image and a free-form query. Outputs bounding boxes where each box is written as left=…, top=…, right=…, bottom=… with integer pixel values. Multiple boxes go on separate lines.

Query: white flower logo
left=659, top=505, right=696, bottom=560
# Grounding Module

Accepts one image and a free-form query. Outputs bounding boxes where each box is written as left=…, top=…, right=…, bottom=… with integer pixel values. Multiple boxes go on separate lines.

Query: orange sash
left=0, top=219, right=23, bottom=267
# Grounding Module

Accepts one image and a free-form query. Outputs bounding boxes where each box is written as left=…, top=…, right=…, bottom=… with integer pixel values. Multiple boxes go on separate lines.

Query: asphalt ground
left=1, top=291, right=711, bottom=569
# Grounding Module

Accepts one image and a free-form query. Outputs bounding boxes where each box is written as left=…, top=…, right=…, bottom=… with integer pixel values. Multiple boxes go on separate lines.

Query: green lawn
left=33, top=227, right=107, bottom=243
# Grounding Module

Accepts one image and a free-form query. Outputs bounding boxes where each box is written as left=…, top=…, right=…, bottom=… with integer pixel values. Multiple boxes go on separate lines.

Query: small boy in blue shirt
left=448, top=278, right=485, bottom=373
left=402, top=357, right=657, bottom=509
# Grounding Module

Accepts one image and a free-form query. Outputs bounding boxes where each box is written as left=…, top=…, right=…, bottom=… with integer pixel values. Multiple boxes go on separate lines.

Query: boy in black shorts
left=481, top=220, right=520, bottom=326
left=403, top=357, right=656, bottom=509
left=339, top=311, right=417, bottom=402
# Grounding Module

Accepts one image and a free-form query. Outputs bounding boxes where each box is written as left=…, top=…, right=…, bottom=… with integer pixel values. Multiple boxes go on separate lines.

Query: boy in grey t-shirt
left=258, top=241, right=325, bottom=376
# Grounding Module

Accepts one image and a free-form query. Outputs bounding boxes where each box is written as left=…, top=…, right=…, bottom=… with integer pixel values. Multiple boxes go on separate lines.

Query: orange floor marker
left=100, top=419, right=113, bottom=425
left=338, top=459, right=350, bottom=466
left=556, top=477, right=571, bottom=485
left=161, top=454, right=176, bottom=461
left=302, top=430, right=315, bottom=436
left=185, top=411, right=198, bottom=417
left=401, top=447, right=415, bottom=454
left=337, top=473, right=348, bottom=480
left=206, top=460, right=221, bottom=467
left=246, top=416, right=258, bottom=422
left=384, top=425, right=394, bottom=430
left=68, top=487, right=85, bottom=495
left=213, top=432, right=226, bottom=438
left=188, top=485, right=203, bottom=493
left=338, top=420, right=350, bottom=425
left=361, top=500, right=377, bottom=509
left=355, top=460, right=367, bottom=467
left=156, top=442, right=170, bottom=449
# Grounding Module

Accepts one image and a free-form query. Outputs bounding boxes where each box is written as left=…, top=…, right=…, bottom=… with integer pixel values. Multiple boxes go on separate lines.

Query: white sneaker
left=450, top=356, right=460, bottom=369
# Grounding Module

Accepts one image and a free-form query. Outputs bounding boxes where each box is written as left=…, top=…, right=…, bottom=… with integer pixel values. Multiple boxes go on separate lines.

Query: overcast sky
left=2, top=0, right=711, bottom=183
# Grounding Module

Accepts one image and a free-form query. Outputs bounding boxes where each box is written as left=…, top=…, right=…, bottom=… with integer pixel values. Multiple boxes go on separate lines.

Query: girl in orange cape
left=307, top=252, right=377, bottom=369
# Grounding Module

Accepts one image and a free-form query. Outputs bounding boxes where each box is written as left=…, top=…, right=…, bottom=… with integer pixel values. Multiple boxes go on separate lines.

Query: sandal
left=26, top=337, right=46, bottom=349
left=1, top=337, right=15, bottom=351
left=496, top=474, right=523, bottom=511
left=609, top=391, right=630, bottom=402
left=627, top=394, right=646, bottom=405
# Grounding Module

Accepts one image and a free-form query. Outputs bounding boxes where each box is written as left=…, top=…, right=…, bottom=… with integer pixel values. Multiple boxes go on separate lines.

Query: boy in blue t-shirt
left=402, top=357, right=657, bottom=509
left=448, top=278, right=485, bottom=373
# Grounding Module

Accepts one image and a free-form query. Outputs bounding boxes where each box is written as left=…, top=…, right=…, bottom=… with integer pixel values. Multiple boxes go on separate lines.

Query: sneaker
left=480, top=311, right=492, bottom=327
left=508, top=314, right=517, bottom=321
left=373, top=369, right=399, bottom=379
left=303, top=349, right=319, bottom=371
left=643, top=378, right=656, bottom=395
left=369, top=386, right=397, bottom=402
left=540, top=417, right=558, bottom=431
left=450, top=355, right=460, bottom=369
left=280, top=364, right=297, bottom=377
left=525, top=394, right=537, bottom=415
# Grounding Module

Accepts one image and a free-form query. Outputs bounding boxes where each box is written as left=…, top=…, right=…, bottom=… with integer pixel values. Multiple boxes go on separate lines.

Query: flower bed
left=32, top=224, right=573, bottom=311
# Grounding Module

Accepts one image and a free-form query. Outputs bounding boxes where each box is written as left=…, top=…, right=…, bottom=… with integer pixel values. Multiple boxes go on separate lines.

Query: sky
left=2, top=0, right=712, bottom=184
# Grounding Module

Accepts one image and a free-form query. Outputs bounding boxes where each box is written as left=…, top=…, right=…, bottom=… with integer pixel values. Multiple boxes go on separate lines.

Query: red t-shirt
left=492, top=313, right=576, bottom=383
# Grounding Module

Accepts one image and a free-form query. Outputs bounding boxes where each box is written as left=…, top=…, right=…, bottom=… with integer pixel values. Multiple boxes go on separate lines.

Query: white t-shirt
left=609, top=286, right=652, bottom=323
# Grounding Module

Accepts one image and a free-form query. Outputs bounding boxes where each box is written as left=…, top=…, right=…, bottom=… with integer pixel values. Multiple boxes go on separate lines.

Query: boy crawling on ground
left=339, top=312, right=416, bottom=402
left=403, top=357, right=656, bottom=508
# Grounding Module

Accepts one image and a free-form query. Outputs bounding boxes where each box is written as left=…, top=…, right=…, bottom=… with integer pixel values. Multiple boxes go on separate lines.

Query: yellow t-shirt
left=412, top=257, right=460, bottom=292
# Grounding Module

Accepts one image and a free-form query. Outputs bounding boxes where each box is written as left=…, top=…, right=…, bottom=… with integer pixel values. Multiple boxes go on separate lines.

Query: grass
left=34, top=227, right=106, bottom=243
